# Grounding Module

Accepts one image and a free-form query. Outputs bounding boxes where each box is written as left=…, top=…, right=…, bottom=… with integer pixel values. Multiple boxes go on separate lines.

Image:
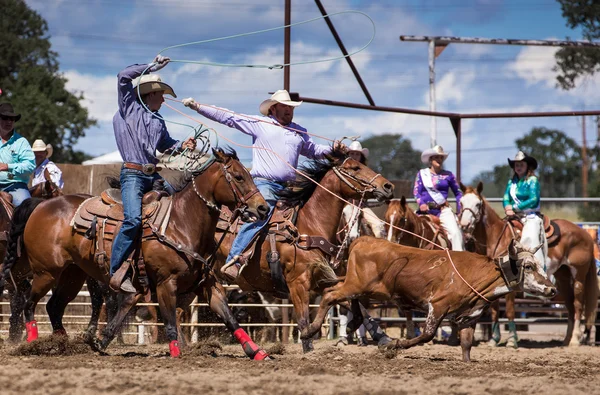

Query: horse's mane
left=172, top=147, right=239, bottom=192
left=275, top=146, right=347, bottom=207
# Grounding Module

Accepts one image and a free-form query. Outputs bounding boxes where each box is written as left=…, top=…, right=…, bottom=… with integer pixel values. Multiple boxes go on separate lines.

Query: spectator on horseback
left=111, top=56, right=197, bottom=293
left=31, top=139, right=64, bottom=189
left=413, top=145, right=464, bottom=251
left=182, top=90, right=346, bottom=280
left=343, top=140, right=385, bottom=239
left=0, top=102, right=35, bottom=206
left=503, top=151, right=547, bottom=268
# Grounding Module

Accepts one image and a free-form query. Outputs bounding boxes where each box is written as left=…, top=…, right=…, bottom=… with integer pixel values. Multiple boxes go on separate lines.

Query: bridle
left=192, top=155, right=260, bottom=214
left=332, top=158, right=382, bottom=195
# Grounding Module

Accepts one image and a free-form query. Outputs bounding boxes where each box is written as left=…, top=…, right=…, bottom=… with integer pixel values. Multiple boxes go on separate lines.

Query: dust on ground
left=0, top=338, right=598, bottom=395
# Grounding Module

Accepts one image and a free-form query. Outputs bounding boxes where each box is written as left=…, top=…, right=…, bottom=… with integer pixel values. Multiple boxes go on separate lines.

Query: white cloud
left=64, top=70, right=116, bottom=122
left=506, top=46, right=558, bottom=88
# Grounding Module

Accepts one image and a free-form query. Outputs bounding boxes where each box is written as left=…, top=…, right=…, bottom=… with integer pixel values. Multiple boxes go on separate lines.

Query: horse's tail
left=105, top=176, right=121, bottom=189
left=583, top=253, right=599, bottom=329
left=0, top=198, right=45, bottom=296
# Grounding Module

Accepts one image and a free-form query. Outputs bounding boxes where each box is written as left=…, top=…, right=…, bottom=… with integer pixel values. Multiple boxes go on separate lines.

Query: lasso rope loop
left=157, top=10, right=375, bottom=70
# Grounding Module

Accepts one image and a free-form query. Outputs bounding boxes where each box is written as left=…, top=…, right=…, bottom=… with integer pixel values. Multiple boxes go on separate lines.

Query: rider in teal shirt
left=502, top=173, right=540, bottom=214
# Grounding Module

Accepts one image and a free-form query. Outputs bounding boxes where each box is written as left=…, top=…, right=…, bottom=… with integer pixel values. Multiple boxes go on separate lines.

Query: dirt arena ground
left=0, top=335, right=599, bottom=395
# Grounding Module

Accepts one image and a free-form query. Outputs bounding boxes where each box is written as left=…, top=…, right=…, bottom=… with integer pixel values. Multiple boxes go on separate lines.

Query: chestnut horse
left=459, top=182, right=599, bottom=347
left=303, top=236, right=556, bottom=362
left=0, top=148, right=273, bottom=359
left=215, top=149, right=394, bottom=352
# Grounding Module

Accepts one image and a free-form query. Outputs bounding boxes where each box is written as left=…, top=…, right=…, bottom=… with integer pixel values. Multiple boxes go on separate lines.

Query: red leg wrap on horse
left=26, top=321, right=38, bottom=342
left=233, top=328, right=269, bottom=360
left=169, top=340, right=180, bottom=358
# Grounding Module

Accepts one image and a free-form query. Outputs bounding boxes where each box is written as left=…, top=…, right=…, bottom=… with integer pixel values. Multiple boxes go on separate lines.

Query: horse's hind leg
left=8, top=280, right=30, bottom=343
left=154, top=278, right=181, bottom=357
left=99, top=292, right=142, bottom=351
left=24, top=271, right=59, bottom=342
left=202, top=277, right=270, bottom=360
left=357, top=300, right=393, bottom=347
left=84, top=276, right=105, bottom=344
left=488, top=299, right=501, bottom=346
left=554, top=269, right=576, bottom=346
left=46, top=265, right=87, bottom=336
left=504, top=292, right=518, bottom=348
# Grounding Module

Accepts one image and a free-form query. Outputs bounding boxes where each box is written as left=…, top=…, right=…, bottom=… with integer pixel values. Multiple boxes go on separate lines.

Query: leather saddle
left=417, top=214, right=451, bottom=250
left=508, top=214, right=560, bottom=246
left=71, top=188, right=173, bottom=277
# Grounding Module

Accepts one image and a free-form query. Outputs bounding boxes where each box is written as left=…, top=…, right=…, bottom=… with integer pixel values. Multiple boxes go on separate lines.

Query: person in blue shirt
left=503, top=151, right=547, bottom=268
left=111, top=56, right=196, bottom=293
left=0, top=103, right=35, bottom=206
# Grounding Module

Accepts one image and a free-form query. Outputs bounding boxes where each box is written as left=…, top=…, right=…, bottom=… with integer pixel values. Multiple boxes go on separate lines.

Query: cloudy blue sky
left=25, top=0, right=598, bottom=182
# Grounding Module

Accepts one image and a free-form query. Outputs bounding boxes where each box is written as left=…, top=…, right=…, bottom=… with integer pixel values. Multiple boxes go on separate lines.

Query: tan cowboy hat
left=259, top=90, right=302, bottom=116
left=135, top=74, right=177, bottom=98
left=421, top=145, right=449, bottom=164
left=348, top=140, right=369, bottom=158
left=31, top=139, right=53, bottom=158
left=508, top=151, right=537, bottom=170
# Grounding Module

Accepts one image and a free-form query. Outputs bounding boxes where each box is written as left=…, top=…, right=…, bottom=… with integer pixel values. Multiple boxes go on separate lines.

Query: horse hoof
left=169, top=340, right=181, bottom=358
left=301, top=339, right=314, bottom=353
left=377, top=336, right=393, bottom=349
left=53, top=328, right=68, bottom=337
left=253, top=349, right=271, bottom=361
left=487, top=339, right=499, bottom=347
left=505, top=338, right=518, bottom=349
left=335, top=337, right=348, bottom=347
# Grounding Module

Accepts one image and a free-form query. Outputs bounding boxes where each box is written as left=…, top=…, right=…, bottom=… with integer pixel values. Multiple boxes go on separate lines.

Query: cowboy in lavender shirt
left=111, top=56, right=196, bottom=293
left=183, top=90, right=344, bottom=279
left=413, top=145, right=464, bottom=251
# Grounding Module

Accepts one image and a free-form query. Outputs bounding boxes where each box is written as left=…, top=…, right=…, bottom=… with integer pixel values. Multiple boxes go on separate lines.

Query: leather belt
left=123, top=162, right=161, bottom=176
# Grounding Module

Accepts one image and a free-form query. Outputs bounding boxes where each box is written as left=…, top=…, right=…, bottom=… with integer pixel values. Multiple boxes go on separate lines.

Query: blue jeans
left=109, top=167, right=174, bottom=276
left=226, top=179, right=284, bottom=263
left=2, top=182, right=31, bottom=207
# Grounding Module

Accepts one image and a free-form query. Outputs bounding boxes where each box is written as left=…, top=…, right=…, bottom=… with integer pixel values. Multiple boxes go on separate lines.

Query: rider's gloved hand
left=333, top=139, right=348, bottom=154
left=182, top=97, right=197, bottom=109
left=148, top=55, right=170, bottom=72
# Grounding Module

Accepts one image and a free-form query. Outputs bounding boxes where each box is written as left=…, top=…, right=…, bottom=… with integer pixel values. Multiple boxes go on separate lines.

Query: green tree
left=0, top=0, right=96, bottom=163
left=471, top=165, right=513, bottom=197
left=554, top=0, right=600, bottom=90
left=360, top=134, right=422, bottom=181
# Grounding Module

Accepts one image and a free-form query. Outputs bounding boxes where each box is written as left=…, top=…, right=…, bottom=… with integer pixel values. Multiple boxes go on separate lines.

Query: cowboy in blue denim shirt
left=0, top=103, right=35, bottom=206
left=111, top=56, right=196, bottom=293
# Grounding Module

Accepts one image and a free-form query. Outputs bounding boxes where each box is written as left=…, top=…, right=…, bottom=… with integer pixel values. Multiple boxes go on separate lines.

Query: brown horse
left=29, top=168, right=63, bottom=199
left=459, top=182, right=599, bottom=347
left=303, top=236, right=556, bottom=362
left=385, top=196, right=450, bottom=249
left=0, top=148, right=273, bottom=358
left=215, top=149, right=394, bottom=352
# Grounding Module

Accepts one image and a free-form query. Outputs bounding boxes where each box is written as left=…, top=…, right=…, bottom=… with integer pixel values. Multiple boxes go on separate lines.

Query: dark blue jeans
left=109, top=167, right=174, bottom=276
left=225, top=179, right=284, bottom=263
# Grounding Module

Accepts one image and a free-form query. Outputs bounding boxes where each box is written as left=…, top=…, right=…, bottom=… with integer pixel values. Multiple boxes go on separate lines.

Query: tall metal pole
left=284, top=0, right=291, bottom=91
left=582, top=115, right=588, bottom=205
left=281, top=0, right=291, bottom=344
left=429, top=40, right=437, bottom=147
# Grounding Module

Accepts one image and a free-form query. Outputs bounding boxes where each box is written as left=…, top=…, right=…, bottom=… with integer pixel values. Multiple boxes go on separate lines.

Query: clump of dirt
left=184, top=338, right=222, bottom=358
left=11, top=334, right=92, bottom=356
left=382, top=347, right=398, bottom=359
left=266, top=342, right=286, bottom=355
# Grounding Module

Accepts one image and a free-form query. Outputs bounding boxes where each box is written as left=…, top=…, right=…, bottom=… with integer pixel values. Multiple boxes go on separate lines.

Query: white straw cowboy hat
left=31, top=139, right=53, bottom=158
left=508, top=151, right=538, bottom=170
left=259, top=90, right=302, bottom=116
left=348, top=140, right=369, bottom=158
left=135, top=74, right=177, bottom=98
left=421, top=145, right=449, bottom=164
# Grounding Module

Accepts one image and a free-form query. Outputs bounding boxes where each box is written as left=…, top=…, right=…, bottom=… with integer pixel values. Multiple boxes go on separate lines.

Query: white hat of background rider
left=348, top=140, right=369, bottom=158
left=31, top=139, right=53, bottom=159
left=259, top=90, right=302, bottom=116
left=421, top=145, right=449, bottom=164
